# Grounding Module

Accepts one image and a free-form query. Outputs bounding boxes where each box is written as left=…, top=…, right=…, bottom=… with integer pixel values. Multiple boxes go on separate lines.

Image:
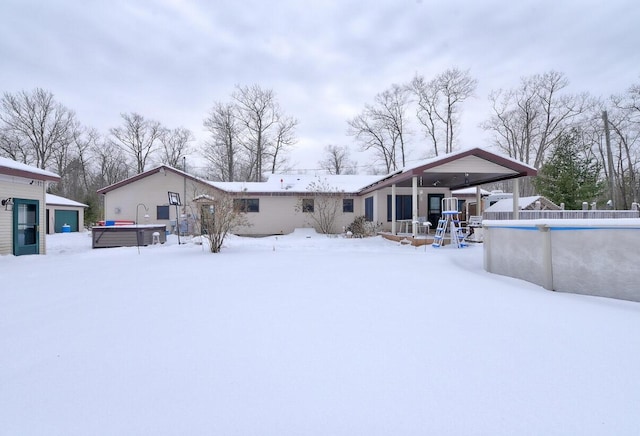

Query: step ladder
left=431, top=197, right=468, bottom=248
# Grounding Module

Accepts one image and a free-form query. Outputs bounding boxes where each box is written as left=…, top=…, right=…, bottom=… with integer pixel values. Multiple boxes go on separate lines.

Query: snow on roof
left=451, top=187, right=491, bottom=196
left=399, top=146, right=538, bottom=174
left=0, top=156, right=60, bottom=179
left=46, top=193, right=88, bottom=208
left=484, top=196, right=546, bottom=212
left=208, top=173, right=386, bottom=194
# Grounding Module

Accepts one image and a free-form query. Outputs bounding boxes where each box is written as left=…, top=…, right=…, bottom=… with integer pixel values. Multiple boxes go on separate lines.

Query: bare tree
left=373, top=84, right=411, bottom=166
left=198, top=191, right=249, bottom=253
left=0, top=88, right=78, bottom=169
left=232, top=84, right=278, bottom=181
left=348, top=110, right=396, bottom=173
left=110, top=112, right=163, bottom=173
left=605, top=86, right=640, bottom=207
left=92, top=139, right=130, bottom=188
left=203, top=102, right=243, bottom=181
left=295, top=177, right=345, bottom=234
left=482, top=71, right=593, bottom=195
left=267, top=115, right=298, bottom=174
left=158, top=126, right=193, bottom=169
left=319, top=144, right=356, bottom=175
left=411, top=68, right=477, bottom=155
left=348, top=84, right=411, bottom=173
left=483, top=71, right=592, bottom=168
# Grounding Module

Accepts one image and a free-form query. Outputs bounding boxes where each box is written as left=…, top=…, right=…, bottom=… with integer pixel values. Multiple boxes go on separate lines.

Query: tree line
left=344, top=69, right=639, bottom=209
left=1, top=70, right=639, bottom=223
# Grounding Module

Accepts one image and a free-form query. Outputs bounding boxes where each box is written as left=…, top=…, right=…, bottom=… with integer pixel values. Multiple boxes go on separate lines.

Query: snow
left=0, top=156, right=59, bottom=179
left=451, top=187, right=491, bottom=196
left=2, top=231, right=640, bottom=435
left=209, top=173, right=386, bottom=194
left=46, top=193, right=88, bottom=208
left=485, top=195, right=545, bottom=212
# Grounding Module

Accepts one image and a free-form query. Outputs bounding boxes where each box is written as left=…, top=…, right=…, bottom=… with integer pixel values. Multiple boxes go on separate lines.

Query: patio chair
left=414, top=216, right=432, bottom=235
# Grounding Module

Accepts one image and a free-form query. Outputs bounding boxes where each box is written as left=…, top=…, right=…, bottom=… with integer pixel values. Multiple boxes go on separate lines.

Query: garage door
left=54, top=210, right=79, bottom=232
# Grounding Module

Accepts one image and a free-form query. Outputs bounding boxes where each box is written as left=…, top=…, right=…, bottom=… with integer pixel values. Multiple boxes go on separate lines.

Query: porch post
left=391, top=183, right=397, bottom=235
left=412, top=176, right=418, bottom=238
left=476, top=186, right=482, bottom=216
left=513, top=178, right=520, bottom=220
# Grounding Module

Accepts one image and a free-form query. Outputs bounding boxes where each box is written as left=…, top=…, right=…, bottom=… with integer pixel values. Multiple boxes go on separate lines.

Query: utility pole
left=602, top=111, right=615, bottom=209
left=182, top=156, right=187, bottom=215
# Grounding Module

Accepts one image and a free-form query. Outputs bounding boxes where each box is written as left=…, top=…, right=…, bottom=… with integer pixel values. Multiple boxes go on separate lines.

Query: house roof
left=359, top=147, right=537, bottom=194
left=485, top=196, right=561, bottom=212
left=208, top=173, right=385, bottom=195
left=0, top=156, right=60, bottom=181
left=46, top=193, right=88, bottom=208
left=96, top=164, right=208, bottom=194
left=95, top=148, right=537, bottom=198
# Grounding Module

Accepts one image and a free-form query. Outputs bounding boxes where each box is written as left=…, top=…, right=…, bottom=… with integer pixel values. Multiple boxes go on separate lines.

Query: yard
left=1, top=230, right=639, bottom=435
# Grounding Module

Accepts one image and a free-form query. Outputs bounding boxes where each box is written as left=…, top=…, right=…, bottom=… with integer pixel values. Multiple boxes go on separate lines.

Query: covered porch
left=360, top=148, right=538, bottom=240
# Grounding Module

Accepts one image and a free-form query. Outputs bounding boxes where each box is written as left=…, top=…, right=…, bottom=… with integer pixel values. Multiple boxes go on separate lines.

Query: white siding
left=428, top=155, right=518, bottom=174
left=103, top=171, right=212, bottom=232
left=236, top=194, right=363, bottom=235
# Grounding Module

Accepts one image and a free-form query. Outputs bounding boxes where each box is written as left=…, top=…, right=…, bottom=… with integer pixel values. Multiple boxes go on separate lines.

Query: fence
left=483, top=210, right=640, bottom=221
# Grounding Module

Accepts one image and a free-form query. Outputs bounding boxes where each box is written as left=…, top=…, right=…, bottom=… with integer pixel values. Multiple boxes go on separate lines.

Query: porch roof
left=359, top=147, right=537, bottom=194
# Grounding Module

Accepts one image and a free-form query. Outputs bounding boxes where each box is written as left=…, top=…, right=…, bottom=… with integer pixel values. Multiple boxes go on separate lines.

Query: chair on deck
left=466, top=215, right=483, bottom=241
left=414, top=216, right=432, bottom=235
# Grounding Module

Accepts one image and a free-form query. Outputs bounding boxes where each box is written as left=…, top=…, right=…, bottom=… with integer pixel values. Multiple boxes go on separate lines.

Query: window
left=364, top=197, right=374, bottom=221
left=302, top=198, right=314, bottom=213
left=387, top=195, right=413, bottom=221
left=343, top=198, right=354, bottom=213
left=157, top=205, right=170, bottom=220
left=233, top=198, right=260, bottom=212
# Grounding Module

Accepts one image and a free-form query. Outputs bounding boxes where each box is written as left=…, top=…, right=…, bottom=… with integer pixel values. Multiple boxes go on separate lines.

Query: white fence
left=483, top=210, right=640, bottom=221
left=483, top=219, right=640, bottom=302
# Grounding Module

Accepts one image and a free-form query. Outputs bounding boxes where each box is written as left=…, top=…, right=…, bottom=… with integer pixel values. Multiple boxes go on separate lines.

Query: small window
left=157, top=205, right=170, bottom=220
left=343, top=198, right=354, bottom=213
left=234, top=198, right=260, bottom=212
left=302, top=198, right=314, bottom=213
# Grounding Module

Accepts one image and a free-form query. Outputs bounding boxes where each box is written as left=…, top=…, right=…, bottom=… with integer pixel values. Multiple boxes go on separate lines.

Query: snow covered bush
left=346, top=215, right=380, bottom=238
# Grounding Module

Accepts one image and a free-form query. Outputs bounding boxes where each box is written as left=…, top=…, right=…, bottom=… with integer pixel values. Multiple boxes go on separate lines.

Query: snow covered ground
left=1, top=230, right=639, bottom=435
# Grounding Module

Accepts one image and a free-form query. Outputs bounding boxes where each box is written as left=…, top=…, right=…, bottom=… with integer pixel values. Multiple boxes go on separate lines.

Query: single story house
left=96, top=147, right=538, bottom=237
left=46, top=194, right=89, bottom=234
left=0, top=157, right=61, bottom=255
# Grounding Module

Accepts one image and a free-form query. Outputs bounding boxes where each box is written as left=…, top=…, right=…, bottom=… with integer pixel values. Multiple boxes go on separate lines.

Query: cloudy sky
left=1, top=0, right=639, bottom=172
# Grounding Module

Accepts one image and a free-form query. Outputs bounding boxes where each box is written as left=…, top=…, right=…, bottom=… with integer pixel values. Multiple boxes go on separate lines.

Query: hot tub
left=92, top=224, right=167, bottom=248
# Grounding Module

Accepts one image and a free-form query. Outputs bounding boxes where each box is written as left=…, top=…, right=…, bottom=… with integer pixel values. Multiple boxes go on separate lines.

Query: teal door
left=54, top=210, right=78, bottom=232
left=13, top=199, right=40, bottom=256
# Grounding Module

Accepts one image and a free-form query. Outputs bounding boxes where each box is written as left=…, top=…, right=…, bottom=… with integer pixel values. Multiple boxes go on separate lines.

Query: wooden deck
left=379, top=232, right=434, bottom=247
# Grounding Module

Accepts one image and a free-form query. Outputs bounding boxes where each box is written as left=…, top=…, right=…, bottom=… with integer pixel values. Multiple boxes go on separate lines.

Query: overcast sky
left=1, top=0, right=639, bottom=172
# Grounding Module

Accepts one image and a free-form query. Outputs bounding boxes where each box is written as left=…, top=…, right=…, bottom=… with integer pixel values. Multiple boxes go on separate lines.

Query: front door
left=427, top=194, right=444, bottom=229
left=13, top=199, right=40, bottom=256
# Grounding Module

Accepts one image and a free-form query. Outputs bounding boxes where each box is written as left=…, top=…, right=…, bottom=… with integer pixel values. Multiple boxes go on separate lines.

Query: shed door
left=54, top=210, right=79, bottom=232
left=13, top=199, right=40, bottom=256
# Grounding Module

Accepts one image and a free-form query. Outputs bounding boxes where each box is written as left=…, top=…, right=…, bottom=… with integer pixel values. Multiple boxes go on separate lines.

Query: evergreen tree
left=533, top=130, right=603, bottom=209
